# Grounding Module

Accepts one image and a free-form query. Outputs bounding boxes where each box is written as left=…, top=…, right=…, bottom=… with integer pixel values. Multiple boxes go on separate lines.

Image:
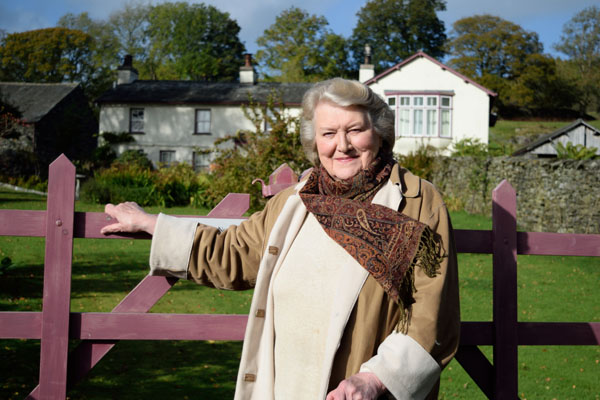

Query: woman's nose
left=336, top=132, right=351, bottom=152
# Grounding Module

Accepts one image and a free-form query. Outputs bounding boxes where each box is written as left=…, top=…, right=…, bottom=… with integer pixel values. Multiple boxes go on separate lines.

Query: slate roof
left=512, top=119, right=600, bottom=156
left=95, top=81, right=313, bottom=106
left=0, top=82, right=79, bottom=123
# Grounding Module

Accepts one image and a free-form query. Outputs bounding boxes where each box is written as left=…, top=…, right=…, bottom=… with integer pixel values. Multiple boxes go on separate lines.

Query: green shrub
left=116, top=149, right=154, bottom=170
left=451, top=138, right=489, bottom=158
left=155, top=163, right=210, bottom=207
left=555, top=142, right=597, bottom=160
left=0, top=174, right=47, bottom=192
left=81, top=162, right=158, bottom=206
left=81, top=158, right=211, bottom=208
left=395, top=144, right=439, bottom=181
left=206, top=93, right=311, bottom=212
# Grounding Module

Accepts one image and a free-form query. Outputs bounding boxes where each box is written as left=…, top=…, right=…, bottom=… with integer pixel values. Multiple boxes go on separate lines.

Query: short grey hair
left=300, top=78, right=395, bottom=165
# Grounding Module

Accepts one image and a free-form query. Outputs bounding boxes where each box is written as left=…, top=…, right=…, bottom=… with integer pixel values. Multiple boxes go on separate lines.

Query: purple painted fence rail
left=0, top=155, right=598, bottom=399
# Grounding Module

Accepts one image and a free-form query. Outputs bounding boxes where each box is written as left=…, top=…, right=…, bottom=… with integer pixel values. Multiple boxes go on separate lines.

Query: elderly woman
left=102, top=78, right=460, bottom=399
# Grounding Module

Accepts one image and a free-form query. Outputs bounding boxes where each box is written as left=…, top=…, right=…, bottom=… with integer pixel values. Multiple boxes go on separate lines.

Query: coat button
left=255, top=309, right=265, bottom=318
left=268, top=246, right=279, bottom=255
left=244, top=373, right=256, bottom=382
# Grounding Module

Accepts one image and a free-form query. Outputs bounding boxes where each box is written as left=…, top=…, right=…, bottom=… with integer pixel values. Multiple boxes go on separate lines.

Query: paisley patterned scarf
left=299, top=156, right=441, bottom=328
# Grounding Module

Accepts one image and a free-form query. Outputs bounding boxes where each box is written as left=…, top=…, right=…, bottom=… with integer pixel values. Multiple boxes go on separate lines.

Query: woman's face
left=314, top=101, right=381, bottom=180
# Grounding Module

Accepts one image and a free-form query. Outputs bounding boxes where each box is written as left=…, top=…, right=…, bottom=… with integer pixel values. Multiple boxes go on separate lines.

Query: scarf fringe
left=396, top=227, right=443, bottom=333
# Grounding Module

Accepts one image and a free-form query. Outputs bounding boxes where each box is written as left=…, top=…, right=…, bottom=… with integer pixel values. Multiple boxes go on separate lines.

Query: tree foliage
left=447, top=15, right=543, bottom=80
left=144, top=2, right=246, bottom=81
left=57, top=12, right=120, bottom=98
left=107, top=2, right=151, bottom=65
left=24, top=2, right=246, bottom=86
left=206, top=93, right=311, bottom=211
left=503, top=53, right=578, bottom=116
left=350, top=0, right=447, bottom=71
left=256, top=7, right=352, bottom=82
left=554, top=6, right=600, bottom=113
left=446, top=15, right=578, bottom=116
left=0, top=28, right=95, bottom=87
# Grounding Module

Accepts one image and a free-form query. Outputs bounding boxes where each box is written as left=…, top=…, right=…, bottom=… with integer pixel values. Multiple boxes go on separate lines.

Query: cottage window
left=195, top=109, right=211, bottom=134
left=159, top=150, right=175, bottom=167
left=193, top=150, right=210, bottom=172
left=129, top=108, right=144, bottom=133
left=387, top=93, right=453, bottom=138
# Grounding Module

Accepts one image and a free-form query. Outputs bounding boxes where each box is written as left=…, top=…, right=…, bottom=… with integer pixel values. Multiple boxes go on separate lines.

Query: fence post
left=492, top=180, right=518, bottom=399
left=37, top=155, right=76, bottom=399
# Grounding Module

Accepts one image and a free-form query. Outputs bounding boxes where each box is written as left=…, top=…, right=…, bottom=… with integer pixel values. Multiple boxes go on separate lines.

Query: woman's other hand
left=326, top=372, right=387, bottom=400
left=101, top=202, right=158, bottom=235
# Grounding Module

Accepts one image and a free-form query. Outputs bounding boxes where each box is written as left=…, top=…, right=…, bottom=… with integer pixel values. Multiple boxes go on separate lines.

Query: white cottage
left=96, top=52, right=497, bottom=166
left=362, top=51, right=497, bottom=155
left=96, top=55, right=310, bottom=170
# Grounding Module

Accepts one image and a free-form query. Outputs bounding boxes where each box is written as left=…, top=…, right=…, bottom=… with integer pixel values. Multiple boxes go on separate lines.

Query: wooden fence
left=0, top=154, right=599, bottom=399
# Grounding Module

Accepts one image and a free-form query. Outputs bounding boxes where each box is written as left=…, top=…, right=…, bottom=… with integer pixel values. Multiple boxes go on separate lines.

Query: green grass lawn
left=1, top=190, right=598, bottom=399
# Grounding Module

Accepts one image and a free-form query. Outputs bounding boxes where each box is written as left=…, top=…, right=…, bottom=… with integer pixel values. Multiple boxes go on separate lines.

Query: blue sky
left=0, top=0, right=597, bottom=58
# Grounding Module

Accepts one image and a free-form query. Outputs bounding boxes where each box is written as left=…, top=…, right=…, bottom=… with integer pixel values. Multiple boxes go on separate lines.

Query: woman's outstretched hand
left=101, top=202, right=158, bottom=235
left=326, top=372, right=387, bottom=400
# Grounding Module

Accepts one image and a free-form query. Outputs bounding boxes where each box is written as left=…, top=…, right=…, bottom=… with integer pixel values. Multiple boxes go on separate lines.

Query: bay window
left=386, top=92, right=453, bottom=138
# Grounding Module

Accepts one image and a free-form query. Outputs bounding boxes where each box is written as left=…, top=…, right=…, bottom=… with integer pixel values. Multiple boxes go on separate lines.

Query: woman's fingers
left=326, top=372, right=385, bottom=400
left=101, top=202, right=153, bottom=234
left=100, top=222, right=124, bottom=235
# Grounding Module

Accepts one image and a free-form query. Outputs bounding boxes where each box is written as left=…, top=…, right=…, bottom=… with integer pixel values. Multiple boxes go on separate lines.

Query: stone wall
left=430, top=157, right=600, bottom=234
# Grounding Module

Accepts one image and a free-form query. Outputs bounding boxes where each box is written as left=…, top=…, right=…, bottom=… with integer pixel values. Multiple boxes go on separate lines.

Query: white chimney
left=117, top=54, right=138, bottom=85
left=240, top=53, right=256, bottom=84
left=359, top=44, right=375, bottom=83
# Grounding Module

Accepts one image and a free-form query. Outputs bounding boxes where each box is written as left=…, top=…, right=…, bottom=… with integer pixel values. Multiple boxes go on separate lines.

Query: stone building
left=0, top=82, right=97, bottom=176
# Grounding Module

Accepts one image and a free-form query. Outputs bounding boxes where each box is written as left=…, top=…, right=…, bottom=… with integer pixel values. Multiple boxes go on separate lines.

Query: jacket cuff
left=149, top=213, right=199, bottom=279
left=359, top=332, right=440, bottom=400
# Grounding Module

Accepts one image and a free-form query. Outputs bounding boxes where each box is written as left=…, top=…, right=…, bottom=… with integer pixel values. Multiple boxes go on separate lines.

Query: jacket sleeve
left=149, top=200, right=276, bottom=290
left=360, top=184, right=461, bottom=399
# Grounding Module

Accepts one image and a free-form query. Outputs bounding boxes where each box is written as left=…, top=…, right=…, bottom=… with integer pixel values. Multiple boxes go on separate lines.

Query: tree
left=446, top=15, right=549, bottom=115
left=509, top=54, right=578, bottom=113
left=145, top=2, right=246, bottom=81
left=554, top=6, right=600, bottom=113
left=58, top=12, right=120, bottom=98
left=107, top=1, right=151, bottom=64
left=255, top=7, right=352, bottom=82
left=447, top=15, right=543, bottom=81
left=350, top=0, right=447, bottom=71
left=0, top=28, right=95, bottom=86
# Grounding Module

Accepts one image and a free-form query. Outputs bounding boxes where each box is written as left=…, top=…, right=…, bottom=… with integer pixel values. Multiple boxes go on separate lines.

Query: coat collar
left=391, top=163, right=421, bottom=199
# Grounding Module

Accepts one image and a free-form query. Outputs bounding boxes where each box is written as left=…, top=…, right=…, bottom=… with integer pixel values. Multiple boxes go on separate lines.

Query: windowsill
left=193, top=132, right=212, bottom=135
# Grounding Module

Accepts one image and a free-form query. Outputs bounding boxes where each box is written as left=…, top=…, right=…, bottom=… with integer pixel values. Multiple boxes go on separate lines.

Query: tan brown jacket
left=150, top=164, right=460, bottom=399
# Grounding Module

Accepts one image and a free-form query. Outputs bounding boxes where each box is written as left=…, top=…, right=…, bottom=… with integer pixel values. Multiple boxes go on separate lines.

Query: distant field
left=1, top=190, right=598, bottom=399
